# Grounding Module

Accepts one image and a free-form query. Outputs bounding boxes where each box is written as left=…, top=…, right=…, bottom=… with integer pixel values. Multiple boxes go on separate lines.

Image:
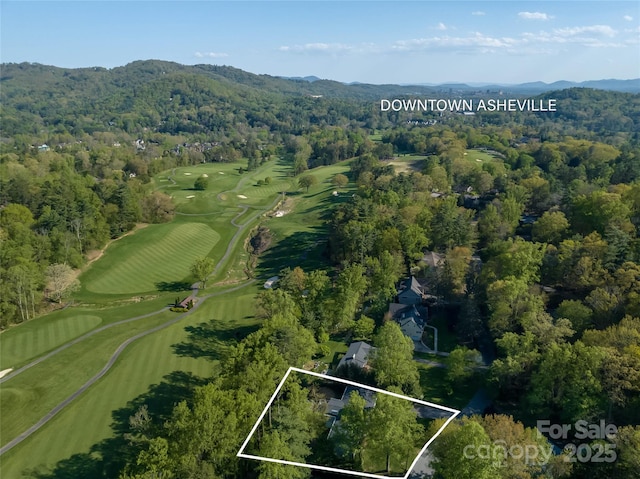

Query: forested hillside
left=1, top=60, right=640, bottom=479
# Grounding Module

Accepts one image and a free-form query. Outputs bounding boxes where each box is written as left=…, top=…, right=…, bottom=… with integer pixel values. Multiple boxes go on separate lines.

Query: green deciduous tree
left=532, top=211, right=570, bottom=244
left=298, top=175, right=318, bottom=192
left=331, top=173, right=349, bottom=189
left=194, top=176, right=209, bottom=190
left=527, top=341, right=606, bottom=424
left=371, top=322, right=421, bottom=396
left=328, top=263, right=368, bottom=332
left=429, top=417, right=500, bottom=479
left=366, top=390, right=424, bottom=474
left=333, top=390, right=368, bottom=466
left=445, top=346, right=481, bottom=394
left=190, top=256, right=215, bottom=289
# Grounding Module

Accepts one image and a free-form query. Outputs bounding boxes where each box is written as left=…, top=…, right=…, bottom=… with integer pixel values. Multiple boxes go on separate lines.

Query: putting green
left=83, top=222, right=219, bottom=294
left=0, top=314, right=102, bottom=369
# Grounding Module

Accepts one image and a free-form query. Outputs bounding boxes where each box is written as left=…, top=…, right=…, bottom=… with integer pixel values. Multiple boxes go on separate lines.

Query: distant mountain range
left=2, top=60, right=639, bottom=139
left=280, top=75, right=640, bottom=94
left=418, top=79, right=640, bottom=94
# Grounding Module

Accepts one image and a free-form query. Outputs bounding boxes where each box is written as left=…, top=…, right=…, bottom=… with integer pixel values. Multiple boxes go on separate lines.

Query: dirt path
left=84, top=223, right=149, bottom=269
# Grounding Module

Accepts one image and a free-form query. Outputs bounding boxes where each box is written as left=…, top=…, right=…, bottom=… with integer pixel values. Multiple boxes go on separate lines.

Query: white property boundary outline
left=237, top=366, right=461, bottom=479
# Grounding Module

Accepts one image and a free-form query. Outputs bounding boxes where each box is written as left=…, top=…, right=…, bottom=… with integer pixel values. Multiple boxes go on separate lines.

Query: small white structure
left=263, top=276, right=279, bottom=289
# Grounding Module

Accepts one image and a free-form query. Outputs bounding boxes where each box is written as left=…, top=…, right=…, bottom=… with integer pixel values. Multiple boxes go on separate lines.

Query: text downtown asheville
left=380, top=97, right=557, bottom=113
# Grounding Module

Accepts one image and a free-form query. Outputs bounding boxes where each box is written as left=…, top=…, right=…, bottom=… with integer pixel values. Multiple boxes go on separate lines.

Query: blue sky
left=2, top=1, right=639, bottom=84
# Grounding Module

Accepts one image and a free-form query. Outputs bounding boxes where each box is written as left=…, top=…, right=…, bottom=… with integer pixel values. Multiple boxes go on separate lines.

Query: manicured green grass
left=463, top=148, right=502, bottom=164
left=81, top=222, right=219, bottom=295
left=0, top=310, right=173, bottom=448
left=0, top=295, right=177, bottom=369
left=0, top=286, right=261, bottom=478
left=0, top=315, right=100, bottom=370
left=320, top=339, right=350, bottom=369
left=257, top=162, right=353, bottom=278
left=417, top=363, right=484, bottom=410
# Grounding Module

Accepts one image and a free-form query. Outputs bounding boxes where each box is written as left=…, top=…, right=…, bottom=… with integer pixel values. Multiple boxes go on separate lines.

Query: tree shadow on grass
left=23, top=371, right=206, bottom=479
left=155, top=281, right=193, bottom=292
left=172, top=319, right=260, bottom=361
left=257, top=228, right=328, bottom=278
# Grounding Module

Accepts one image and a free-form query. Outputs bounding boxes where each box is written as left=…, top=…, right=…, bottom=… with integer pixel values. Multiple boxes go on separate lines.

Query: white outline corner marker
left=237, top=367, right=461, bottom=479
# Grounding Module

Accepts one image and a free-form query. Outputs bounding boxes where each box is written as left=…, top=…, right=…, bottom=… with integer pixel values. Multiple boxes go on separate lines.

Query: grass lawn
left=319, top=339, right=350, bottom=370
left=256, top=162, right=353, bottom=278
left=0, top=295, right=176, bottom=370
left=417, top=363, right=485, bottom=410
left=386, top=154, right=427, bottom=174
left=0, top=286, right=260, bottom=479
left=463, top=148, right=503, bottom=164
left=80, top=222, right=219, bottom=295
left=0, top=310, right=173, bottom=449
left=422, top=310, right=459, bottom=353
left=0, top=314, right=100, bottom=369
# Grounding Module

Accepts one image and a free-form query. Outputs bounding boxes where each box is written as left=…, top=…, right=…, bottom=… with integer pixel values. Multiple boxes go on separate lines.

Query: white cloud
left=471, top=11, right=485, bottom=16
left=279, top=22, right=633, bottom=59
left=278, top=43, right=355, bottom=54
left=194, top=52, right=229, bottom=58
left=392, top=32, right=519, bottom=53
left=521, top=25, right=624, bottom=48
left=554, top=25, right=617, bottom=37
left=518, top=11, right=554, bottom=21
left=624, top=15, right=633, bottom=21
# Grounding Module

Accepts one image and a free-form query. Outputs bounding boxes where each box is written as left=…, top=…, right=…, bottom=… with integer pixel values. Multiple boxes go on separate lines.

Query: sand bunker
left=219, top=172, right=225, bottom=175
left=202, top=174, right=209, bottom=177
left=186, top=195, right=195, bottom=199
left=237, top=195, right=248, bottom=199
left=476, top=159, right=482, bottom=162
left=0, top=368, right=13, bottom=379
left=184, top=172, right=192, bottom=175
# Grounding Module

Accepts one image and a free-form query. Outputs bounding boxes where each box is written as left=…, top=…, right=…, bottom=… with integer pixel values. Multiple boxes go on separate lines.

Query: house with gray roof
left=336, top=341, right=374, bottom=371
left=389, top=304, right=427, bottom=341
left=397, top=276, right=424, bottom=305
left=325, top=387, right=377, bottom=438
left=396, top=305, right=426, bottom=341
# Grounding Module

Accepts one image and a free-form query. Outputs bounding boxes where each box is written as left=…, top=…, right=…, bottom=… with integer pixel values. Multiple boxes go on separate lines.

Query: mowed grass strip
left=0, top=288, right=260, bottom=478
left=0, top=294, right=179, bottom=367
left=0, top=310, right=173, bottom=448
left=82, top=223, right=219, bottom=295
left=0, top=315, right=100, bottom=370
left=464, top=148, right=502, bottom=163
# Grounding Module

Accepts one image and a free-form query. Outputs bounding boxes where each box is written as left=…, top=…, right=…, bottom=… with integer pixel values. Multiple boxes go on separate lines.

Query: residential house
left=325, top=386, right=377, bottom=438
left=388, top=304, right=427, bottom=342
left=395, top=305, right=426, bottom=341
left=336, top=341, right=374, bottom=371
left=397, top=276, right=424, bottom=305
